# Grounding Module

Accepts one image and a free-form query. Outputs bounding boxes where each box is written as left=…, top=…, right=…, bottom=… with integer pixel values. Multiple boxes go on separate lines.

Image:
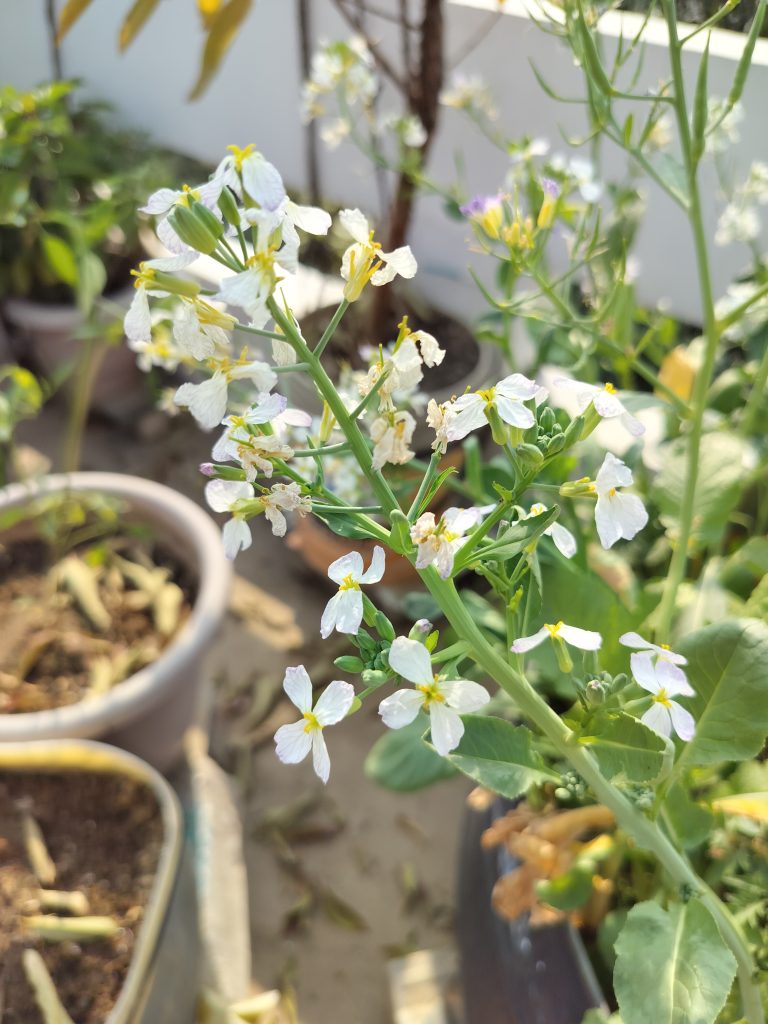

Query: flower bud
left=334, top=655, right=365, bottom=673
left=561, top=414, right=586, bottom=449
left=191, top=200, right=225, bottom=243
left=409, top=619, right=433, bottom=639
left=362, top=668, right=389, bottom=687
left=374, top=610, right=396, bottom=643
left=539, top=407, right=557, bottom=432
left=217, top=186, right=241, bottom=227
left=200, top=462, right=246, bottom=481
left=515, top=443, right=545, bottom=469
left=546, top=433, right=566, bottom=456
left=584, top=679, right=606, bottom=706
left=168, top=205, right=220, bottom=255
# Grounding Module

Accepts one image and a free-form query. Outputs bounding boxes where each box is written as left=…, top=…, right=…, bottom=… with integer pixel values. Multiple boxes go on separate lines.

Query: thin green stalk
left=655, top=1, right=722, bottom=640
left=741, top=337, right=768, bottom=437
left=407, top=450, right=440, bottom=521
left=314, top=299, right=350, bottom=359
left=292, top=442, right=351, bottom=457
left=62, top=337, right=106, bottom=472
left=717, top=279, right=768, bottom=332
left=274, top=362, right=310, bottom=374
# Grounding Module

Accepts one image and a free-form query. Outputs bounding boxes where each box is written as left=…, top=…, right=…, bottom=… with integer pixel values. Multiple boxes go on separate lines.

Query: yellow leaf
left=658, top=345, right=698, bottom=402
left=713, top=792, right=768, bottom=823
left=197, top=0, right=225, bottom=29
left=119, top=0, right=161, bottom=50
left=56, top=0, right=95, bottom=42
left=188, top=0, right=253, bottom=101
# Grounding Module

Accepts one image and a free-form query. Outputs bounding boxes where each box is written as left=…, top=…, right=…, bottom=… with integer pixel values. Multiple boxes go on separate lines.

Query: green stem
left=421, top=567, right=762, bottom=1022
left=314, top=299, right=350, bottom=359
left=407, top=450, right=440, bottom=521
left=741, top=336, right=768, bottom=437
left=655, top=1, right=722, bottom=640
left=62, top=337, right=105, bottom=473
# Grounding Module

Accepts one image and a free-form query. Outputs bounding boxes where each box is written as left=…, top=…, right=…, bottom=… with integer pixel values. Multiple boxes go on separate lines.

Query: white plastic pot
left=0, top=738, right=200, bottom=1024
left=0, top=472, right=232, bottom=771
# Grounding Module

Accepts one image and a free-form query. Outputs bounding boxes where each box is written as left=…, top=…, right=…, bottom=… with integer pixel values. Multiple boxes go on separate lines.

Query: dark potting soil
left=0, top=771, right=164, bottom=1024
left=301, top=301, right=481, bottom=393
left=0, top=538, right=194, bottom=714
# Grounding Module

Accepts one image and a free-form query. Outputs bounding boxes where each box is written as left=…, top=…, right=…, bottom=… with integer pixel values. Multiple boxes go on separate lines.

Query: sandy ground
left=17, top=396, right=471, bottom=1024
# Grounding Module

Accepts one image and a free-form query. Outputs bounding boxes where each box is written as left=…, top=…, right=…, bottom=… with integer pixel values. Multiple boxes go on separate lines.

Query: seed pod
left=217, top=185, right=241, bottom=227
left=168, top=205, right=219, bottom=255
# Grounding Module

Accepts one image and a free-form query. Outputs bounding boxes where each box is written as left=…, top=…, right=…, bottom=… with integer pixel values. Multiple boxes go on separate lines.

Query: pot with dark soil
left=0, top=473, right=231, bottom=771
left=0, top=739, right=198, bottom=1024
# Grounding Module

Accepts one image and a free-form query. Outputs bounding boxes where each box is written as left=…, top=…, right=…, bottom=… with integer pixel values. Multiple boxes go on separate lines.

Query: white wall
left=1, top=0, right=767, bottom=326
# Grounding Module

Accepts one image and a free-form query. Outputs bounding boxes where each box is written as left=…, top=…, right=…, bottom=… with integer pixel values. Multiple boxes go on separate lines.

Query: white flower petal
left=388, top=636, right=433, bottom=686
left=379, top=246, right=417, bottom=279
left=274, top=720, right=313, bottom=764
left=222, top=517, right=251, bottom=559
left=360, top=545, right=386, bottom=584
left=320, top=591, right=344, bottom=639
left=559, top=624, right=602, bottom=651
left=549, top=522, right=577, bottom=558
left=592, top=390, right=625, bottom=419
left=631, top=651, right=661, bottom=694
left=669, top=701, right=696, bottom=741
left=641, top=702, right=672, bottom=738
left=494, top=394, right=535, bottom=429
left=620, top=410, right=646, bottom=437
left=139, top=188, right=179, bottom=215
left=156, top=214, right=188, bottom=255
left=314, top=680, right=355, bottom=726
left=510, top=627, right=549, bottom=654
left=145, top=252, right=198, bottom=272
left=283, top=664, right=313, bottom=713
left=619, top=631, right=649, bottom=650
left=607, top=492, right=648, bottom=546
left=124, top=287, right=151, bottom=344
left=339, top=208, right=370, bottom=244
left=327, top=550, right=365, bottom=584
left=326, top=588, right=363, bottom=635
left=241, top=153, right=285, bottom=210
left=378, top=689, right=424, bottom=729
left=441, top=680, right=490, bottom=713
left=595, top=452, right=634, bottom=494
left=446, top=394, right=487, bottom=441
left=656, top=659, right=695, bottom=697
left=287, top=201, right=332, bottom=235
left=429, top=702, right=465, bottom=755
left=496, top=373, right=540, bottom=401
left=595, top=494, right=622, bottom=549
left=311, top=731, right=331, bottom=784
left=175, top=375, right=229, bottom=430
left=205, top=478, right=251, bottom=512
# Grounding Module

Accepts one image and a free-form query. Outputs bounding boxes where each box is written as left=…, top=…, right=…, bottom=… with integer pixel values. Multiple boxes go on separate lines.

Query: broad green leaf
left=364, top=717, right=456, bottom=792
left=676, top=619, right=768, bottom=768
left=188, top=0, right=253, bottom=101
left=119, top=0, right=161, bottom=50
left=443, top=716, right=557, bottom=799
left=653, top=433, right=749, bottom=549
left=663, top=784, right=714, bottom=849
left=614, top=899, right=736, bottom=1024
left=579, top=711, right=669, bottom=783
left=311, top=508, right=376, bottom=541
left=744, top=575, right=768, bottom=623
left=41, top=233, right=78, bottom=287
left=56, top=0, right=95, bottom=41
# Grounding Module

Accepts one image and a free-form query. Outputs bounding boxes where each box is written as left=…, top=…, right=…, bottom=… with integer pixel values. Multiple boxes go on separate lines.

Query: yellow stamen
left=339, top=573, right=360, bottom=592
left=545, top=621, right=564, bottom=638
left=604, top=382, right=616, bottom=394
left=477, top=386, right=496, bottom=407
left=608, top=487, right=617, bottom=497
left=227, top=143, right=256, bottom=171
left=303, top=711, right=322, bottom=733
left=417, top=682, right=445, bottom=706
left=654, top=689, right=672, bottom=709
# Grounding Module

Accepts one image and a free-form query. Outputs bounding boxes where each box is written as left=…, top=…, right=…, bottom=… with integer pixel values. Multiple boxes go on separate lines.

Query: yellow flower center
left=477, top=386, right=496, bottom=407
left=654, top=689, right=672, bottom=709
left=303, top=711, right=322, bottom=733
left=131, top=263, right=155, bottom=290
left=227, top=143, right=256, bottom=171
left=608, top=487, right=617, bottom=497
left=660, top=643, right=670, bottom=650
left=545, top=621, right=564, bottom=638
left=604, top=382, right=616, bottom=394
left=417, top=679, right=446, bottom=706
left=339, top=573, right=360, bottom=592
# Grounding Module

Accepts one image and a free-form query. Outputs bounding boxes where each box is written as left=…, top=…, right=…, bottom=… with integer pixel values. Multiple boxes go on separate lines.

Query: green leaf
left=480, top=506, right=558, bottom=561
left=676, top=619, right=768, bottom=768
left=40, top=232, right=78, bottom=287
left=653, top=432, right=749, bottom=550
left=653, top=153, right=689, bottom=206
left=663, top=784, right=714, bottom=849
left=119, top=0, right=161, bottom=50
left=536, top=866, right=593, bottom=911
left=579, top=711, right=669, bottom=784
left=364, top=717, right=456, bottom=792
left=56, top=0, right=95, bottom=41
left=188, top=0, right=253, bottom=101
left=442, top=716, right=557, bottom=800
left=75, top=250, right=106, bottom=315
left=613, top=899, right=736, bottom=1024
left=744, top=575, right=768, bottom=623
left=312, top=508, right=377, bottom=540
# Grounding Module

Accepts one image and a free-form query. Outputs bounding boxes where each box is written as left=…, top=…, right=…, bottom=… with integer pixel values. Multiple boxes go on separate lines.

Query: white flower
left=446, top=374, right=541, bottom=442
left=172, top=302, right=232, bottom=361
left=274, top=667, right=355, bottom=783
left=212, top=144, right=285, bottom=210
left=339, top=209, right=417, bottom=302
left=370, top=411, right=416, bottom=470
left=426, top=398, right=457, bottom=454
left=320, top=547, right=386, bottom=638
left=619, top=632, right=687, bottom=667
left=174, top=359, right=277, bottom=430
left=124, top=253, right=198, bottom=345
left=411, top=507, right=484, bottom=578
left=205, top=479, right=254, bottom=559
left=554, top=377, right=644, bottom=438
left=360, top=330, right=444, bottom=411
left=511, top=621, right=602, bottom=654
left=529, top=503, right=576, bottom=558
left=620, top=631, right=690, bottom=694
left=743, top=161, right=768, bottom=204
left=212, top=406, right=294, bottom=480
left=716, top=281, right=768, bottom=342
left=439, top=73, right=497, bottom=121
left=379, top=637, right=490, bottom=755
left=632, top=653, right=695, bottom=741
left=715, top=201, right=760, bottom=247
left=320, top=118, right=351, bottom=149
left=705, top=99, right=743, bottom=156
left=303, top=36, right=377, bottom=119
left=260, top=482, right=311, bottom=537
left=593, top=452, right=648, bottom=550
left=549, top=155, right=603, bottom=203
left=139, top=180, right=223, bottom=254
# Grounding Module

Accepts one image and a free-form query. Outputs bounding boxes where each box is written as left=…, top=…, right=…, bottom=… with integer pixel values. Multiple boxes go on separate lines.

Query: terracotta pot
left=0, top=738, right=199, bottom=1023
left=3, top=290, right=146, bottom=419
left=0, top=472, right=232, bottom=771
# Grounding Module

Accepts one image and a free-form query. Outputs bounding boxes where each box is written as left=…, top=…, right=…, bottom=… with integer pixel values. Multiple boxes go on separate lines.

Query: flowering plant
left=124, top=1, right=768, bottom=1020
